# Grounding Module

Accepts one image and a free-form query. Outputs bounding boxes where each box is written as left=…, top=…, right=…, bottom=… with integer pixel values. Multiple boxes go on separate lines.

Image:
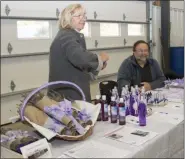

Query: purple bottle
left=138, top=102, right=147, bottom=126
left=129, top=91, right=136, bottom=116
left=95, top=95, right=102, bottom=121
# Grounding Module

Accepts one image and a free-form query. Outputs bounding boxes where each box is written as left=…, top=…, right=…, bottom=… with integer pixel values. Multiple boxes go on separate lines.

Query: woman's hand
left=102, top=62, right=107, bottom=70
left=99, top=52, right=109, bottom=62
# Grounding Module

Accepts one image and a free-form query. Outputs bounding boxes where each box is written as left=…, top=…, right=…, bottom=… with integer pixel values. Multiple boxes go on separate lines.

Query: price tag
left=20, top=138, right=52, bottom=158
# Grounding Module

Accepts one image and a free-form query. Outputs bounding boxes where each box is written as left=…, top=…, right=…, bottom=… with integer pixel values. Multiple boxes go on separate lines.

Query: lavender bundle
left=24, top=104, right=68, bottom=134
left=43, top=98, right=93, bottom=135
left=29, top=92, right=73, bottom=128
left=56, top=99, right=86, bottom=135
left=76, top=108, right=92, bottom=126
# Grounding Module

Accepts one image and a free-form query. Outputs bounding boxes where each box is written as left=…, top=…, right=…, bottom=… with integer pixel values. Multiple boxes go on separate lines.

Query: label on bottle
left=104, top=104, right=108, bottom=112
left=100, top=108, right=102, bottom=113
left=111, top=106, right=117, bottom=116
left=119, top=107, right=125, bottom=116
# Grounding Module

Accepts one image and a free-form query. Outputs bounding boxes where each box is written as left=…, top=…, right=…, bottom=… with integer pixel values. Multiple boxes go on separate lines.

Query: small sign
left=20, top=138, right=52, bottom=158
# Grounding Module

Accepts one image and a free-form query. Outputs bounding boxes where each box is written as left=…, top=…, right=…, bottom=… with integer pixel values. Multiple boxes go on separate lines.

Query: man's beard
left=135, top=55, right=148, bottom=64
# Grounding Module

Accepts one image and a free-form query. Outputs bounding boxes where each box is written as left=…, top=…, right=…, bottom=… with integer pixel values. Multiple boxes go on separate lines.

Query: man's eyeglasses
left=135, top=50, right=149, bottom=53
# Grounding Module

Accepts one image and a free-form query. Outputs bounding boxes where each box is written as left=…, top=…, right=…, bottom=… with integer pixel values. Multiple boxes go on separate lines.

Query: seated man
left=117, top=40, right=166, bottom=93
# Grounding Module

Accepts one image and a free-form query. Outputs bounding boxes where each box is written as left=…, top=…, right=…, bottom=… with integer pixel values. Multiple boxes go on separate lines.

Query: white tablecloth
left=50, top=98, right=184, bottom=158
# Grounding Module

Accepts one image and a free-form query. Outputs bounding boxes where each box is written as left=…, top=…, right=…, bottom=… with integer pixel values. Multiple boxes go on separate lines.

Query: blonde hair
left=59, top=4, right=85, bottom=29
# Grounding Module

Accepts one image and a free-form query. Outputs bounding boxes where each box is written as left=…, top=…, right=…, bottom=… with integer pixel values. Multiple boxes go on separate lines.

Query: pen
left=130, top=119, right=139, bottom=123
left=175, top=106, right=180, bottom=108
left=159, top=112, right=168, bottom=114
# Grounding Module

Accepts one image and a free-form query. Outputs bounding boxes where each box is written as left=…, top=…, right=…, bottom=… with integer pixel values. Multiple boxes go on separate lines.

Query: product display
left=18, top=87, right=94, bottom=139
left=97, top=85, right=154, bottom=126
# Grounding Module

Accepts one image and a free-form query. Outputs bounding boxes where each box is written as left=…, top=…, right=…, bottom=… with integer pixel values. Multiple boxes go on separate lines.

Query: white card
left=64, top=140, right=130, bottom=158
left=126, top=115, right=139, bottom=125
left=104, top=126, right=158, bottom=146
left=149, top=112, right=184, bottom=125
left=20, top=138, right=52, bottom=158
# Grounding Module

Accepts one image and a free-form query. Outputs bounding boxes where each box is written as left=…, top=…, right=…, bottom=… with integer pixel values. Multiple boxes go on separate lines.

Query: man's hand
left=140, top=82, right=152, bottom=91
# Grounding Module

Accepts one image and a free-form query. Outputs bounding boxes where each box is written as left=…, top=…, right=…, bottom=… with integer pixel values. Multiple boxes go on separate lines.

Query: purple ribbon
left=78, top=108, right=91, bottom=121
left=44, top=117, right=66, bottom=134
left=58, top=99, right=73, bottom=115
left=44, top=105, right=66, bottom=122
left=48, top=120, right=61, bottom=133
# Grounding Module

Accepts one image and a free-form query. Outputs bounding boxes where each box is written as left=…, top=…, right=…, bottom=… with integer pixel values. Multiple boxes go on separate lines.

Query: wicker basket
left=19, top=81, right=99, bottom=141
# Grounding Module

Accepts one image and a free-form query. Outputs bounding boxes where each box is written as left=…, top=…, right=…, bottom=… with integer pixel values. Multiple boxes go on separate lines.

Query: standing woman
left=48, top=4, right=109, bottom=102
